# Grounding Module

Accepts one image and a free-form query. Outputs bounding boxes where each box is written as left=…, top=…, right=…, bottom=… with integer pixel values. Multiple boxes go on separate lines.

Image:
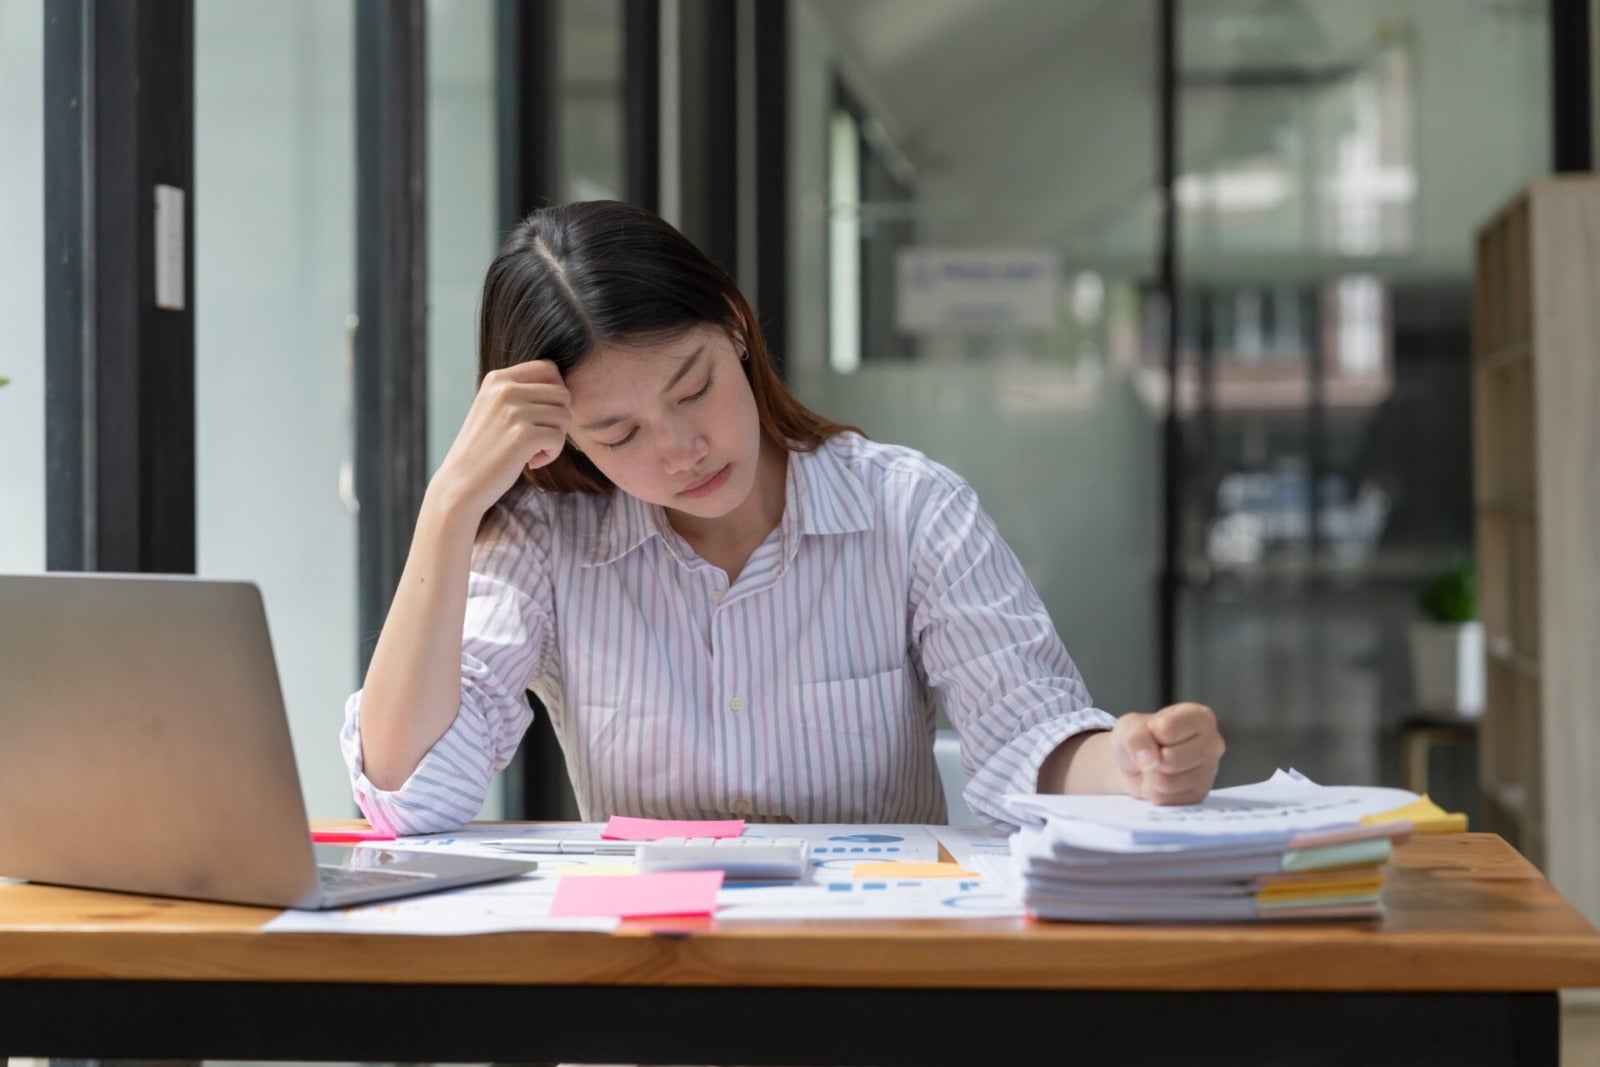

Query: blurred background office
left=0, top=0, right=1592, bottom=856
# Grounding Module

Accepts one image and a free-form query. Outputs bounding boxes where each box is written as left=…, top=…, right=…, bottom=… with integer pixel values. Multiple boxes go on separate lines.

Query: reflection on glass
left=797, top=0, right=1164, bottom=717
left=558, top=0, right=624, bottom=202
left=828, top=107, right=861, bottom=374
left=1175, top=0, right=1549, bottom=794
left=1179, top=1, right=1417, bottom=258
left=1318, top=43, right=1414, bottom=254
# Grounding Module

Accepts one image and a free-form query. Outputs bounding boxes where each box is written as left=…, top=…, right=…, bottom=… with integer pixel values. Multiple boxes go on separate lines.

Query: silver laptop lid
left=0, top=573, right=324, bottom=907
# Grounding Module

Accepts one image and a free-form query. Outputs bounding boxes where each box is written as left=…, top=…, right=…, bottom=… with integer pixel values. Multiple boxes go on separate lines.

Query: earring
left=739, top=348, right=749, bottom=362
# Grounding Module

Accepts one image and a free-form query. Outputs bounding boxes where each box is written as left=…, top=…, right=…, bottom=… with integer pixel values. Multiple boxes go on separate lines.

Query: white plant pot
left=1408, top=620, right=1486, bottom=717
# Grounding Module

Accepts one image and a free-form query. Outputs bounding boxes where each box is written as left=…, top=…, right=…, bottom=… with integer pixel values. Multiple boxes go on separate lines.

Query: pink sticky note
left=549, top=871, right=725, bottom=919
left=600, top=815, right=745, bottom=841
left=310, top=829, right=395, bottom=843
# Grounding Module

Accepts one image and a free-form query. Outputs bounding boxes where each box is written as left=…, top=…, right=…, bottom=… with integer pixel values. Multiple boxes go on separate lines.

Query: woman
left=341, top=200, right=1224, bottom=834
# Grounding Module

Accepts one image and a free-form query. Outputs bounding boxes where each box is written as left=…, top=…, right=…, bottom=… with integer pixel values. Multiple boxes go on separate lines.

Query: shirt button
left=710, top=588, right=725, bottom=604
left=729, top=696, right=746, bottom=712
left=731, top=797, right=752, bottom=815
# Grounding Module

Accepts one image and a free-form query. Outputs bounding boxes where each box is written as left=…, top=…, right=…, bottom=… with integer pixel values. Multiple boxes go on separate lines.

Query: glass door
left=1173, top=0, right=1550, bottom=803
left=790, top=0, right=1166, bottom=736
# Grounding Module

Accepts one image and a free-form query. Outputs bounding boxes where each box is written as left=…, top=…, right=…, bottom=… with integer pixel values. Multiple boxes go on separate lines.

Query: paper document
left=928, top=824, right=1013, bottom=868
left=714, top=873, right=1023, bottom=920
left=375, top=822, right=943, bottom=864
left=1006, top=770, right=1421, bottom=843
left=262, top=873, right=620, bottom=935
left=852, top=861, right=974, bottom=879
left=1006, top=772, right=1419, bottom=923
left=276, top=823, right=1000, bottom=928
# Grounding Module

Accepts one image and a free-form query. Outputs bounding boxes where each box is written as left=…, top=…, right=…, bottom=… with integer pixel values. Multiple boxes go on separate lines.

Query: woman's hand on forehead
left=428, top=358, right=571, bottom=519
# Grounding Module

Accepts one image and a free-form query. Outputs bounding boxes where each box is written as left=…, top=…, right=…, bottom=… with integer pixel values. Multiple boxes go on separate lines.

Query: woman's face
left=563, top=324, right=764, bottom=521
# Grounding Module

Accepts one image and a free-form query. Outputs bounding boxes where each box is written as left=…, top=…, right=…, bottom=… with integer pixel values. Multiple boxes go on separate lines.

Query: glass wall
left=1171, top=0, right=1550, bottom=803
left=790, top=0, right=1553, bottom=810
left=426, top=0, right=498, bottom=479
left=195, top=0, right=359, bottom=819
left=0, top=0, right=46, bottom=573
left=791, top=0, right=1164, bottom=742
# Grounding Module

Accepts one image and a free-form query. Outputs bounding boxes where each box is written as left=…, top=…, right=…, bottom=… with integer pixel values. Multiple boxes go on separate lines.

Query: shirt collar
left=581, top=437, right=875, bottom=568
left=582, top=490, right=664, bottom=567
left=785, top=438, right=873, bottom=540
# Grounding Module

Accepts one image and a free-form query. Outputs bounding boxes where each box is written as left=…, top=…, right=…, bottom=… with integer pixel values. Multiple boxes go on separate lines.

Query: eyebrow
left=578, top=346, right=708, bottom=433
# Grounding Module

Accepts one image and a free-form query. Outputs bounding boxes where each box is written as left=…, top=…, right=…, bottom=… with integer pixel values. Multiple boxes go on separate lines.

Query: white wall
left=194, top=1, right=359, bottom=820
left=0, top=0, right=46, bottom=573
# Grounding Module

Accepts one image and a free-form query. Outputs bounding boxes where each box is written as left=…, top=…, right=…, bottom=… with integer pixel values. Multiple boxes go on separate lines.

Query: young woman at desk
left=342, top=200, right=1226, bottom=834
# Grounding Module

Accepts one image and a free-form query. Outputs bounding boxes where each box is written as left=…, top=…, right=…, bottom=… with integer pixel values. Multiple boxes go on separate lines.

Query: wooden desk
left=3, top=833, right=1599, bottom=1066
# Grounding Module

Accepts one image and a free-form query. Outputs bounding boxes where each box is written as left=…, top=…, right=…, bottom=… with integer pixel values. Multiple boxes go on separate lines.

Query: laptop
left=0, top=572, right=535, bottom=909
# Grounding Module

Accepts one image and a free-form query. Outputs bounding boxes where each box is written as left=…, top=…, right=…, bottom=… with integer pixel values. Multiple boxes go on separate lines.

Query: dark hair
left=478, top=200, right=857, bottom=495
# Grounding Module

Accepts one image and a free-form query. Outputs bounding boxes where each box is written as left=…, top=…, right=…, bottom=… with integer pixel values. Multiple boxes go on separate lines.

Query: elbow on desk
left=357, top=733, right=426, bottom=794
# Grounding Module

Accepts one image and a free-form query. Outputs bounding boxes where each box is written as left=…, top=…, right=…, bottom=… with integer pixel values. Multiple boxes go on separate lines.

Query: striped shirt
left=341, top=432, right=1115, bottom=834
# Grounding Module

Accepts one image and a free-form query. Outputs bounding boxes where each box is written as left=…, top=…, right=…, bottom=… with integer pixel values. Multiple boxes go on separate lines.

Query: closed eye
left=682, top=374, right=713, bottom=402
left=601, top=374, right=711, bottom=448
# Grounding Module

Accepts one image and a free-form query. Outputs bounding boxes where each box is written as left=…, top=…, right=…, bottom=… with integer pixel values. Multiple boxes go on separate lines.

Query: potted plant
left=1408, top=563, right=1484, bottom=717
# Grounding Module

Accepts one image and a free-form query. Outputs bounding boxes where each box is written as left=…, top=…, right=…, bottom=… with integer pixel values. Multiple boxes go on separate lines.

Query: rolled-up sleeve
left=907, top=477, right=1116, bottom=829
left=340, top=492, right=555, bottom=834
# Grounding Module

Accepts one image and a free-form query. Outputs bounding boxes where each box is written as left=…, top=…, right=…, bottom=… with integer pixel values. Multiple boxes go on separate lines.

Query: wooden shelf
left=1486, top=642, right=1541, bottom=679
left=1472, top=177, right=1600, bottom=927
left=1479, top=340, right=1532, bottom=373
left=1472, top=498, right=1537, bottom=518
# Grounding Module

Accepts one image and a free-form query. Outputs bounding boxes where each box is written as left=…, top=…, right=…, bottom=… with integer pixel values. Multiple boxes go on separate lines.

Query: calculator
left=634, top=836, right=811, bottom=880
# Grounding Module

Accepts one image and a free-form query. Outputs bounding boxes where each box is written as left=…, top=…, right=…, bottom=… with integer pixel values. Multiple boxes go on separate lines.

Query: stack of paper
left=1004, top=771, right=1445, bottom=923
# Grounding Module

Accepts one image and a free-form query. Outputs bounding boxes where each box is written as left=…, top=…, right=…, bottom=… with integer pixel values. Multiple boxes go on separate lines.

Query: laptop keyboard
left=316, top=863, right=437, bottom=893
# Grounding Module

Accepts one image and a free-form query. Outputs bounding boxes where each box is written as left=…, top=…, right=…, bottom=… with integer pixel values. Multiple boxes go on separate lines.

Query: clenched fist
left=1106, top=702, right=1225, bottom=805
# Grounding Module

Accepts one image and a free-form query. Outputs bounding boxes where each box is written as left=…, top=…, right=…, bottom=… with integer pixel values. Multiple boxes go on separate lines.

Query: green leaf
left=1419, top=563, right=1477, bottom=623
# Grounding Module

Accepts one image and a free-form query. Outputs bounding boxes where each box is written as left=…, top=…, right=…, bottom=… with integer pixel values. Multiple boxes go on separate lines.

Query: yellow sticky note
left=1257, top=874, right=1384, bottom=903
left=551, top=862, right=639, bottom=876
left=1360, top=795, right=1469, bottom=834
left=851, top=861, right=976, bottom=879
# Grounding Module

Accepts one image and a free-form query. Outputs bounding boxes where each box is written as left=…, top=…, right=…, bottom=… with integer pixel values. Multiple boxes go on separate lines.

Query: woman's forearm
left=1036, top=729, right=1119, bottom=795
left=356, top=487, right=482, bottom=790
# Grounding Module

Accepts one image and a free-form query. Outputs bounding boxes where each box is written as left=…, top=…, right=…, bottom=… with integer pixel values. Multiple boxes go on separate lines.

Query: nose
left=659, top=417, right=709, bottom=475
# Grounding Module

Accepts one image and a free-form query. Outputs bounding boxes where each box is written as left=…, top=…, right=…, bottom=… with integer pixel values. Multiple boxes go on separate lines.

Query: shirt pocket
left=790, top=666, right=910, bottom=822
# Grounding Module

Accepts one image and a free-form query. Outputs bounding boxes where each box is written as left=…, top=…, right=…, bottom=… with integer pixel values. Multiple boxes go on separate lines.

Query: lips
left=680, top=464, right=731, bottom=498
